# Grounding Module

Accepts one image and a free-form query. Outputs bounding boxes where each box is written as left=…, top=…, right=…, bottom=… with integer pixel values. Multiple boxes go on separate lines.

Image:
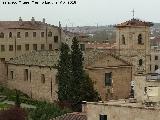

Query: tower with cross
left=115, top=17, right=153, bottom=75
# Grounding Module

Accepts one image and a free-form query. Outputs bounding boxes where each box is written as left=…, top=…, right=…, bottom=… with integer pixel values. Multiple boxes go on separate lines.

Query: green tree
left=71, top=37, right=100, bottom=104
left=57, top=38, right=100, bottom=111
left=57, top=43, right=72, bottom=102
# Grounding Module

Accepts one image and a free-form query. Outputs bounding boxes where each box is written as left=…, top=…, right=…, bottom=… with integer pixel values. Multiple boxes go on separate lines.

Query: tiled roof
left=116, top=18, right=153, bottom=27
left=0, top=21, right=58, bottom=30
left=52, top=112, right=87, bottom=120
left=7, top=50, right=59, bottom=67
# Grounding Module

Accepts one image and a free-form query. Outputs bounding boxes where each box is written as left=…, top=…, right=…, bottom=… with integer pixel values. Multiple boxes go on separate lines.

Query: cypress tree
left=71, top=37, right=100, bottom=104
left=57, top=39, right=100, bottom=111
left=57, top=43, right=72, bottom=102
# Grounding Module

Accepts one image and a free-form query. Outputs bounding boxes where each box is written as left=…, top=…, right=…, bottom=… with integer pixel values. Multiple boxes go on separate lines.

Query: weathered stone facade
left=135, top=73, right=160, bottom=103
left=115, top=19, right=153, bottom=75
left=85, top=101, right=160, bottom=120
left=85, top=51, right=132, bottom=101
left=0, top=61, right=7, bottom=86
left=150, top=49, right=160, bottom=72
left=7, top=65, right=58, bottom=102
left=7, top=51, right=59, bottom=102
left=0, top=17, right=70, bottom=62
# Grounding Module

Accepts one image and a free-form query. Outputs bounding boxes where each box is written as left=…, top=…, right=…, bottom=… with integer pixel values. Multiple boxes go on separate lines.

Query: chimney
left=82, top=101, right=87, bottom=113
left=59, top=21, right=61, bottom=28
left=42, top=18, right=45, bottom=23
left=19, top=17, right=23, bottom=25
left=19, top=17, right=22, bottom=22
left=31, top=17, right=35, bottom=23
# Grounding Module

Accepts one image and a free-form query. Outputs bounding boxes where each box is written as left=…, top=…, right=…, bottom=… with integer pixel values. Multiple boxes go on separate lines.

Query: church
left=85, top=18, right=153, bottom=100
left=0, top=17, right=154, bottom=102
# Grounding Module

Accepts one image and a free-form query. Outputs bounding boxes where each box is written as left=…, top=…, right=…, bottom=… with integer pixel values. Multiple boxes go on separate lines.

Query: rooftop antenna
left=131, top=9, right=135, bottom=19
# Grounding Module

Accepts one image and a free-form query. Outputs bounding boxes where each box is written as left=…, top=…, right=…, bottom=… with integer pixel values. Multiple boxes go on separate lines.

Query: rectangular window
left=33, top=32, right=36, bottom=37
left=9, top=45, right=13, bottom=51
left=80, top=44, right=85, bottom=51
left=25, top=32, right=29, bottom=37
left=25, top=44, right=29, bottom=51
left=100, top=115, right=107, bottom=120
left=10, top=71, right=14, bottom=80
left=41, top=32, right=44, bottom=37
left=30, top=71, right=31, bottom=82
left=54, top=36, right=58, bottom=43
left=17, top=45, right=21, bottom=51
left=105, top=72, right=112, bottom=86
left=41, top=44, right=45, bottom=50
left=49, top=44, right=52, bottom=50
left=17, top=32, right=21, bottom=38
left=24, top=69, right=28, bottom=81
left=1, top=45, right=5, bottom=52
left=33, top=44, right=37, bottom=50
left=155, top=56, right=158, bottom=60
left=41, top=74, right=45, bottom=84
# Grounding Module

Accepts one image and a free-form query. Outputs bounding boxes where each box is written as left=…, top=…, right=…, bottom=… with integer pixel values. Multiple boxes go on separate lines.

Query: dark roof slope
left=0, top=21, right=58, bottom=30
left=116, top=18, right=153, bottom=28
left=52, top=112, right=87, bottom=120
left=7, top=50, right=59, bottom=67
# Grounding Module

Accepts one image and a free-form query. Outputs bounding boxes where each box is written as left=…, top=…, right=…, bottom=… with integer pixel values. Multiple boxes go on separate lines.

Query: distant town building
left=0, top=17, right=70, bottom=61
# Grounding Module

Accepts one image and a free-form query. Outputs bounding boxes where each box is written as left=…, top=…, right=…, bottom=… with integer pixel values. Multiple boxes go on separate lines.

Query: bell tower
left=115, top=19, right=153, bottom=75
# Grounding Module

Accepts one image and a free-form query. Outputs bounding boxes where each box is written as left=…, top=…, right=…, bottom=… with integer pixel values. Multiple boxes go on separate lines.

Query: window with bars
left=54, top=36, right=58, bottom=43
left=9, top=45, right=13, bottom=51
left=25, top=32, right=29, bottom=37
left=105, top=72, right=112, bottom=86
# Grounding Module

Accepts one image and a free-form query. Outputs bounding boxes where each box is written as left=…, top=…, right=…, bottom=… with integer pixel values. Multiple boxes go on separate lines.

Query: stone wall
left=86, top=102, right=160, bottom=120
left=116, top=26, right=151, bottom=75
left=86, top=66, right=132, bottom=101
left=0, top=22, right=69, bottom=61
left=7, top=64, right=58, bottom=102
left=0, top=62, right=7, bottom=86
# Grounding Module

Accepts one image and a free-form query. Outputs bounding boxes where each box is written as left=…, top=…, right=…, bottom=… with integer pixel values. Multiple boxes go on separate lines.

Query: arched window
left=48, top=31, right=52, bottom=37
left=155, top=65, right=158, bottom=71
left=121, top=35, right=125, bottom=44
left=139, top=59, right=143, bottom=66
left=138, top=34, right=142, bottom=44
left=0, top=32, right=4, bottom=38
left=9, top=32, right=12, bottom=38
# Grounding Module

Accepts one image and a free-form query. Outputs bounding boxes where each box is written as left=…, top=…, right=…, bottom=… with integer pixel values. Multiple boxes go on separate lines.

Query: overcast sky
left=0, top=0, right=159, bottom=26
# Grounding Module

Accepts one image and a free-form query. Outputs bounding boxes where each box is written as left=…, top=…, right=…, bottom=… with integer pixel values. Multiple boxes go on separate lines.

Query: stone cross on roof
left=131, top=9, right=135, bottom=19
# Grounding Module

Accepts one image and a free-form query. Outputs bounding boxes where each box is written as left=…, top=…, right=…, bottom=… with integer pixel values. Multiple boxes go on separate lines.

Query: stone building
left=7, top=50, right=59, bottom=102
left=115, top=18, right=153, bottom=75
left=85, top=50, right=132, bottom=101
left=0, top=17, right=69, bottom=62
left=84, top=100, right=160, bottom=120
left=134, top=69, right=160, bottom=103
left=150, top=48, right=160, bottom=72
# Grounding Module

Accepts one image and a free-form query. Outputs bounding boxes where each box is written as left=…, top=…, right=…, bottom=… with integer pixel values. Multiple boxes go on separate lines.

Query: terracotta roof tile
left=0, top=21, right=58, bottom=30
left=116, top=18, right=153, bottom=27
left=52, top=112, right=87, bottom=120
left=7, top=50, right=59, bottom=67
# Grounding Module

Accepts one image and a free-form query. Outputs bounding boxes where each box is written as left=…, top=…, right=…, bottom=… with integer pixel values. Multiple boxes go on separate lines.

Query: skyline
left=0, top=0, right=160, bottom=26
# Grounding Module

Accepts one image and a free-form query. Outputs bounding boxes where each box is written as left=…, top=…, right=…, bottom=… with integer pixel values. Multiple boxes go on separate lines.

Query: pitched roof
left=0, top=21, right=58, bottom=30
left=85, top=50, right=132, bottom=68
left=52, top=112, right=87, bottom=120
left=7, top=50, right=59, bottom=67
left=116, top=18, right=153, bottom=28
